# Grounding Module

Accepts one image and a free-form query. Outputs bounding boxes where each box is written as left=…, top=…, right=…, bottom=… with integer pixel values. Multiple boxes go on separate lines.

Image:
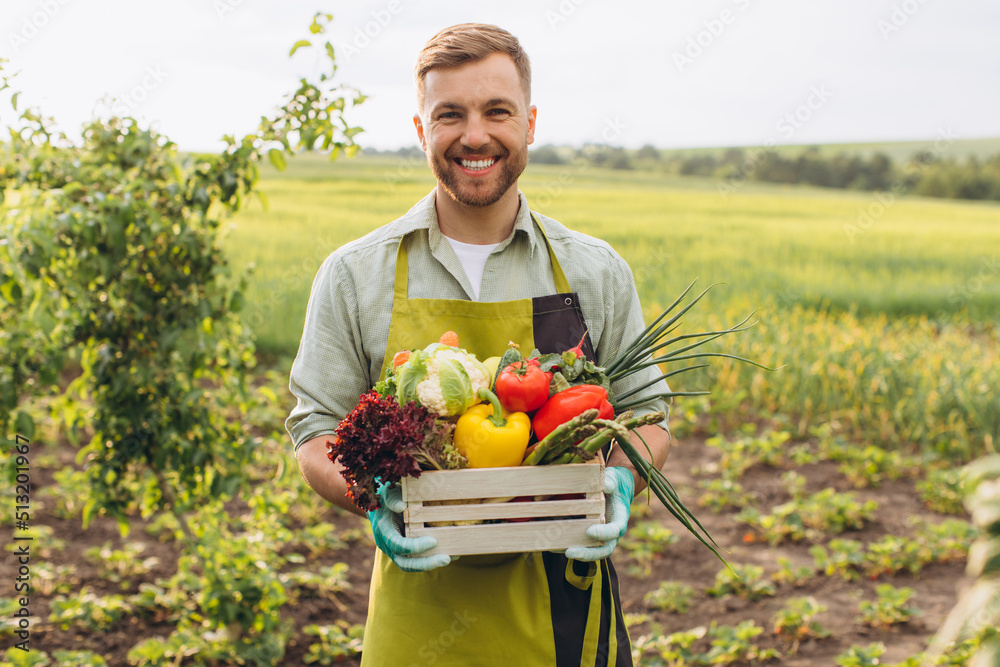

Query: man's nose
left=462, top=114, right=490, bottom=150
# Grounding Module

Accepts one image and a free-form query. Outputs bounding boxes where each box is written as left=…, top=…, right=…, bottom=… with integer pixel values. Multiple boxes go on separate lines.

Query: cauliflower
left=396, top=344, right=491, bottom=417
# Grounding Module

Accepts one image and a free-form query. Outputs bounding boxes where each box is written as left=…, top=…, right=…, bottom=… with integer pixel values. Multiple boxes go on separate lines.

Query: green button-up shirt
left=286, top=190, right=669, bottom=448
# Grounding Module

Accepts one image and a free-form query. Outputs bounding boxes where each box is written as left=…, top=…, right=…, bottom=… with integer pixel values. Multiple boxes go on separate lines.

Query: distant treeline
left=360, top=144, right=1000, bottom=202
left=543, top=144, right=1000, bottom=201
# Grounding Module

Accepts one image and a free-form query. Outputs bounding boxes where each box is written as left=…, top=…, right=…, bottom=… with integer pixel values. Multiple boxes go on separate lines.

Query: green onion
left=599, top=280, right=780, bottom=569
left=614, top=430, right=731, bottom=569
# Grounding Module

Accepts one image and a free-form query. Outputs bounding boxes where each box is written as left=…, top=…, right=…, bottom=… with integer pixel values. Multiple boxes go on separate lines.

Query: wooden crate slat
left=400, top=461, right=606, bottom=555
left=402, top=462, right=603, bottom=502
left=405, top=495, right=604, bottom=523
left=407, top=518, right=603, bottom=556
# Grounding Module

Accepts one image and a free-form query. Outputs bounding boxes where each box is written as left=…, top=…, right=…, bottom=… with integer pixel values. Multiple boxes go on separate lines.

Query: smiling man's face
left=414, top=52, right=537, bottom=208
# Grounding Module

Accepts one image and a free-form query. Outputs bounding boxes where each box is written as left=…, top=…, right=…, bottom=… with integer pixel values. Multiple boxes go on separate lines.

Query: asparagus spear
left=553, top=412, right=665, bottom=465
left=521, top=408, right=598, bottom=465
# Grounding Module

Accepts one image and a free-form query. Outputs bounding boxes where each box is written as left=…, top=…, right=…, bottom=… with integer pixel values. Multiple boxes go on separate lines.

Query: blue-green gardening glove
left=564, top=466, right=635, bottom=562
left=367, top=483, right=453, bottom=572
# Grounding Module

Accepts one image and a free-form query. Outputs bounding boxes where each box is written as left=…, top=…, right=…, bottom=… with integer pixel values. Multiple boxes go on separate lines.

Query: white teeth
left=459, top=158, right=496, bottom=170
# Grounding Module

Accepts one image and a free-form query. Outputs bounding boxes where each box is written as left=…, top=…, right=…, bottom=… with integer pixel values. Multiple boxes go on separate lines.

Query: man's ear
left=527, top=105, right=537, bottom=146
left=413, top=114, right=426, bottom=151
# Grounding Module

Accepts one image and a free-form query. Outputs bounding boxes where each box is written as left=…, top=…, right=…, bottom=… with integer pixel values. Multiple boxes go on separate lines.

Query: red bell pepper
left=532, top=384, right=614, bottom=441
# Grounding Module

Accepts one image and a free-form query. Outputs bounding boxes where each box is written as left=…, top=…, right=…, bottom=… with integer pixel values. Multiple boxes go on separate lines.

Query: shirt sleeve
left=595, top=253, right=671, bottom=434
left=285, top=255, right=373, bottom=450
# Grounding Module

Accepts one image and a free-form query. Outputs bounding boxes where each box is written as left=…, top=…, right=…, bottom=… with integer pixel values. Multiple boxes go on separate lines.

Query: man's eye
left=488, top=109, right=511, bottom=116
left=437, top=112, right=460, bottom=120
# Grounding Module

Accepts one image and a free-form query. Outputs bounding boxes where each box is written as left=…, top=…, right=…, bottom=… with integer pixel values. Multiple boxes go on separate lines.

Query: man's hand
left=606, top=423, right=671, bottom=494
left=564, top=466, right=634, bottom=561
left=368, top=483, right=453, bottom=572
left=565, top=423, right=669, bottom=561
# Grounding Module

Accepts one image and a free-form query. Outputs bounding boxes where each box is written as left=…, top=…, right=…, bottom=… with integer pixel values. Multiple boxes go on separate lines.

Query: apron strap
left=393, top=233, right=411, bottom=303
left=531, top=213, right=573, bottom=295
left=577, top=559, right=604, bottom=666
left=602, top=559, right=619, bottom=666
left=392, top=212, right=573, bottom=301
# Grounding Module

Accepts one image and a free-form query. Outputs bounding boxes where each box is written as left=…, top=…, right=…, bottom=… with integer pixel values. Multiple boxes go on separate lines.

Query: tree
left=0, top=12, right=363, bottom=529
left=1, top=13, right=364, bottom=663
left=530, top=144, right=566, bottom=165
left=637, top=143, right=660, bottom=161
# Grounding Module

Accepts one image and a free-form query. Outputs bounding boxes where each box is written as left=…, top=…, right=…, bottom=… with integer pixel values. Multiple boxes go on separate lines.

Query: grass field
left=231, top=154, right=1000, bottom=350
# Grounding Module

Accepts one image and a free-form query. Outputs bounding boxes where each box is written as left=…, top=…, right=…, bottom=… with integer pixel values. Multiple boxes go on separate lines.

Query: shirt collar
left=397, top=189, right=541, bottom=259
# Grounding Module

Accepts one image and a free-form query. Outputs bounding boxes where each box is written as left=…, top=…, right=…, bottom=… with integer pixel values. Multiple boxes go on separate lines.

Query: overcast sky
left=2, top=0, right=998, bottom=152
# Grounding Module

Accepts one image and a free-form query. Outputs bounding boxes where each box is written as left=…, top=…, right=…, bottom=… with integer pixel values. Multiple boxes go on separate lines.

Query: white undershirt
left=444, top=236, right=500, bottom=300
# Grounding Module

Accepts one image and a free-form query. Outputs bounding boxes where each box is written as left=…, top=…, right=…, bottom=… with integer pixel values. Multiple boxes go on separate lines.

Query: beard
left=428, top=142, right=529, bottom=208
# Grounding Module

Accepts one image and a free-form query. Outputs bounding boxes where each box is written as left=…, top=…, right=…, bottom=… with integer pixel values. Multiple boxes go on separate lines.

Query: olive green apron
left=360, top=217, right=630, bottom=667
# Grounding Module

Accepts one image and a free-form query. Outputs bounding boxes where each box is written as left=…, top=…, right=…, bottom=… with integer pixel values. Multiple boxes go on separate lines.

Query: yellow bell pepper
left=454, top=388, right=531, bottom=468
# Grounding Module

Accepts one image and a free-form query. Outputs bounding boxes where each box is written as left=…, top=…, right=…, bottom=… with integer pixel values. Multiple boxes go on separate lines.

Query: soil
left=3, top=434, right=969, bottom=666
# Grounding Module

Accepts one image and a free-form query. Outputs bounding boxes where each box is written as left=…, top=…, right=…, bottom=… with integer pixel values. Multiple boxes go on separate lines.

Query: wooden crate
left=401, top=461, right=606, bottom=557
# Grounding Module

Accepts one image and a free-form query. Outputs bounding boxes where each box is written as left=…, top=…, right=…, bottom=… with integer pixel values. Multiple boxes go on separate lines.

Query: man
left=288, top=23, right=670, bottom=666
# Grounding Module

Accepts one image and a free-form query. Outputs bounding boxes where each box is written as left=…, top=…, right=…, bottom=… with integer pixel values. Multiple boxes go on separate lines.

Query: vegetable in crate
left=495, top=358, right=552, bottom=413
left=326, top=391, right=466, bottom=512
left=532, top=384, right=614, bottom=440
left=454, top=388, right=531, bottom=467
left=394, top=343, right=492, bottom=417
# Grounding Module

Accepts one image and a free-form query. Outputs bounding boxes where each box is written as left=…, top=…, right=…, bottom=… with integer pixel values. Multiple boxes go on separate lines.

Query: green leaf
left=14, top=411, right=34, bottom=440
left=258, top=386, right=278, bottom=403
left=267, top=148, right=286, bottom=172
left=438, top=358, right=473, bottom=415
left=255, top=189, right=270, bottom=211
left=289, top=39, right=311, bottom=56
left=1, top=278, right=22, bottom=304
left=82, top=498, right=97, bottom=530
left=106, top=214, right=127, bottom=255
left=309, top=13, right=331, bottom=34
left=229, top=290, right=245, bottom=313
left=11, top=91, right=18, bottom=111
left=116, top=515, right=131, bottom=538
left=395, top=351, right=428, bottom=405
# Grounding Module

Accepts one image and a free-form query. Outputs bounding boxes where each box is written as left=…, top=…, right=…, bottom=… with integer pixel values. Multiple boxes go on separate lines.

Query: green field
left=231, top=154, right=1000, bottom=349
left=228, top=153, right=1000, bottom=459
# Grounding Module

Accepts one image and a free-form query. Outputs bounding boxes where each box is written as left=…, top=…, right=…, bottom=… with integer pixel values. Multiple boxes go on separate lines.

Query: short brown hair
left=415, top=23, right=531, bottom=112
